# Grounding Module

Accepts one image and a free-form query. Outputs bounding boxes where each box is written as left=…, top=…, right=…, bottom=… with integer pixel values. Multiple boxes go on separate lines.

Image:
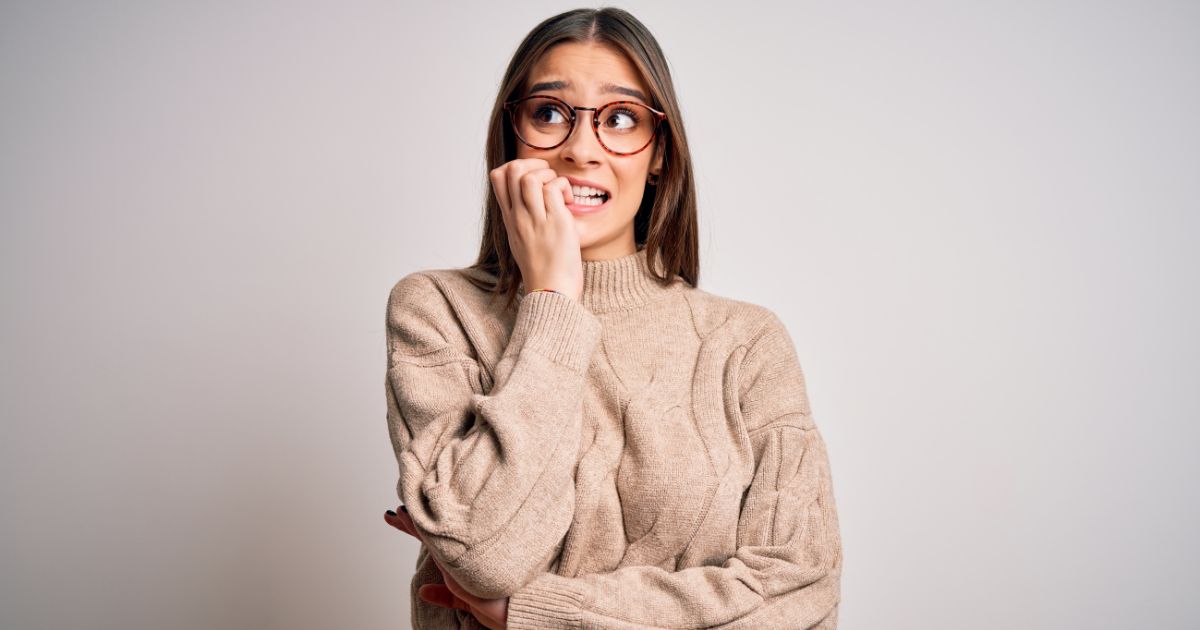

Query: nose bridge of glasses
left=564, top=105, right=605, bottom=148
left=571, top=105, right=600, bottom=126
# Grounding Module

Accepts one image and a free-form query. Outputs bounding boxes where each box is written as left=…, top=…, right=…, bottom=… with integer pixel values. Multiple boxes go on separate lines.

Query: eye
left=532, top=104, right=569, bottom=125
left=603, top=107, right=642, bottom=131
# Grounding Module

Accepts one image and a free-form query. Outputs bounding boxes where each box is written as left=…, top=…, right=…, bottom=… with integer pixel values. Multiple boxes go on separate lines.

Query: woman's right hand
left=489, top=158, right=584, bottom=301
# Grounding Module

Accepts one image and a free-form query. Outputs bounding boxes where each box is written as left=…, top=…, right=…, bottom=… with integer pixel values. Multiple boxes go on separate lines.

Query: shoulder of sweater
left=702, top=294, right=812, bottom=424
left=386, top=267, right=487, bottom=358
left=680, top=286, right=788, bottom=346
left=387, top=267, right=450, bottom=317
left=387, top=264, right=502, bottom=311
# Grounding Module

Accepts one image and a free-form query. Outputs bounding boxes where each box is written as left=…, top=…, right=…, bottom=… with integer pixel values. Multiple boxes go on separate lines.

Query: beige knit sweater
left=384, top=247, right=842, bottom=629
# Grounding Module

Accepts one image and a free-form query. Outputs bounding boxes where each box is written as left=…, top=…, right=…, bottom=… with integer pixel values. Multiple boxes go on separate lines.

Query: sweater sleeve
left=504, top=309, right=842, bottom=629
left=384, top=272, right=603, bottom=599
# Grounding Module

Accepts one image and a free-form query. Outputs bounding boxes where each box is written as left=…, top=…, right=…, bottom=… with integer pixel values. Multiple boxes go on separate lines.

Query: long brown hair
left=467, top=7, right=700, bottom=312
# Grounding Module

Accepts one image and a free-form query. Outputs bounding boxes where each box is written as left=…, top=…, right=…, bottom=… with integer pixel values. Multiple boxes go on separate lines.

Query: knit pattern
left=385, top=248, right=842, bottom=629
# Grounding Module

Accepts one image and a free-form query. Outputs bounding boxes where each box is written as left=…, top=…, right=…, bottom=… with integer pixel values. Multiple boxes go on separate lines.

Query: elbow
left=438, top=546, right=549, bottom=599
left=410, top=531, right=529, bottom=598
left=431, top=506, right=573, bottom=599
left=398, top=459, right=576, bottom=599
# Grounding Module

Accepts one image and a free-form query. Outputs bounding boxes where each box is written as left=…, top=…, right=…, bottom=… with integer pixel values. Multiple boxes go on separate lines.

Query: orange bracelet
left=528, top=288, right=562, bottom=295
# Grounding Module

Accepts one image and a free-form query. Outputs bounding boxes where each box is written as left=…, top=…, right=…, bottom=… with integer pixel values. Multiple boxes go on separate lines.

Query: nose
left=560, top=108, right=604, bottom=166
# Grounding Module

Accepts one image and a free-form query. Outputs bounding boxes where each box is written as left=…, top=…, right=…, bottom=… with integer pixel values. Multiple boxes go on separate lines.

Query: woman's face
left=516, top=41, right=663, bottom=260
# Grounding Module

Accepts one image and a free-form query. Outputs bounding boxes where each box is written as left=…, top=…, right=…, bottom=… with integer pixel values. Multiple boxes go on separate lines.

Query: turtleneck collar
left=519, top=247, right=684, bottom=314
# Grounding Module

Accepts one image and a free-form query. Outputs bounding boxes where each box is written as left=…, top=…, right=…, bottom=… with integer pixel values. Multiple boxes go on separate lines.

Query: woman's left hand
left=384, top=507, right=509, bottom=630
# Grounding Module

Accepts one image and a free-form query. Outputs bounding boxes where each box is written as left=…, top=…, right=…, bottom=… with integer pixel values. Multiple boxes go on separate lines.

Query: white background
left=2, top=1, right=1197, bottom=628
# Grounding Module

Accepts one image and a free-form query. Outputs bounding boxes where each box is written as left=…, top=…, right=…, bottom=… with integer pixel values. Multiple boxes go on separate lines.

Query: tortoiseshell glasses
left=503, top=94, right=668, bottom=156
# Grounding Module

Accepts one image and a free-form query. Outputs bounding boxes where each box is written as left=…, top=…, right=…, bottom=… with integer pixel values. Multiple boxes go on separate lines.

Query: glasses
left=503, top=94, right=667, bottom=156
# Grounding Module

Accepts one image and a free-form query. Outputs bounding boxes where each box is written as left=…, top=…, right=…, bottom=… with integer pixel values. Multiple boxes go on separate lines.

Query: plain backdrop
left=2, top=1, right=1197, bottom=629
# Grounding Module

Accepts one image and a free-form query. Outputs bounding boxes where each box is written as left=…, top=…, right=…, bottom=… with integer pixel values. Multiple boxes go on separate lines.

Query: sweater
left=384, top=247, right=842, bottom=629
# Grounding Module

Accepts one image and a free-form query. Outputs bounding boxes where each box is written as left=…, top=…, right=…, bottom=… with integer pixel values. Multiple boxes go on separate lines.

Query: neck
left=578, top=246, right=681, bottom=313
left=581, top=235, right=638, bottom=262
left=518, top=246, right=682, bottom=314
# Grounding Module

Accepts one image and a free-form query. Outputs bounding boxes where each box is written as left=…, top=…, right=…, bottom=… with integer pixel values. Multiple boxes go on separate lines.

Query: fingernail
left=400, top=505, right=409, bottom=513
left=386, top=510, right=397, bottom=517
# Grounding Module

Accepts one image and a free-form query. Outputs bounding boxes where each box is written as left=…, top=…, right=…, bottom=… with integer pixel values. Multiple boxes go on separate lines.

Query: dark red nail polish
left=400, top=505, right=409, bottom=513
left=386, top=510, right=397, bottom=517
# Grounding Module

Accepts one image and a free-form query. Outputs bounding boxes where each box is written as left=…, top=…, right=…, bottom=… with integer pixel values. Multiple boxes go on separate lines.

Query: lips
left=565, top=196, right=609, bottom=213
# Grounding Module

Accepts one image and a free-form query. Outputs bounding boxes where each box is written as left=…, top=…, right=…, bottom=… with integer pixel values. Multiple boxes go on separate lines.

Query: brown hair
left=466, top=7, right=699, bottom=312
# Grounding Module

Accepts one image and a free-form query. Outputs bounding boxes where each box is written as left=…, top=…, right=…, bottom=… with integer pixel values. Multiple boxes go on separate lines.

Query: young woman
left=383, top=8, right=842, bottom=629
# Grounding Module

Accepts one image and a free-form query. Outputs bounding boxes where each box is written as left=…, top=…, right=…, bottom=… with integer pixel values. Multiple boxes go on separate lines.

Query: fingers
left=439, top=568, right=485, bottom=611
left=492, top=159, right=566, bottom=237
left=419, top=555, right=505, bottom=628
left=494, top=158, right=547, bottom=222
left=419, top=560, right=475, bottom=614
left=383, top=508, right=423, bottom=542
left=418, top=584, right=471, bottom=612
left=383, top=508, right=402, bottom=528
left=383, top=510, right=407, bottom=533
left=518, top=167, right=558, bottom=223
left=502, top=159, right=549, bottom=209
left=388, top=507, right=497, bottom=624
left=397, top=509, right=421, bottom=541
left=489, top=165, right=513, bottom=228
left=543, top=176, right=574, bottom=224
left=438, top=571, right=505, bottom=628
left=491, top=162, right=514, bottom=236
left=426, top=556, right=469, bottom=603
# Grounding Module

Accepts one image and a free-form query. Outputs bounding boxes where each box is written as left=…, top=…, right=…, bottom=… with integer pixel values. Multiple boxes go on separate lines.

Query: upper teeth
left=571, top=185, right=607, bottom=198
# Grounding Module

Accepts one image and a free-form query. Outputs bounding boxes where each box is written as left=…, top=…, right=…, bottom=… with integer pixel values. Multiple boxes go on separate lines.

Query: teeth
left=571, top=194, right=605, bottom=206
left=570, top=184, right=608, bottom=198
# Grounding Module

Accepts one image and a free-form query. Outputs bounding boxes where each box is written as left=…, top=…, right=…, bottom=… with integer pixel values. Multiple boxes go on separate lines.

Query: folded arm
left=385, top=272, right=602, bottom=599
left=504, top=309, right=843, bottom=629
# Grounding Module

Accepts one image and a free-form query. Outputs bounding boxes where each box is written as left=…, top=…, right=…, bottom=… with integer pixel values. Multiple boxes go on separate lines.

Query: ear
left=649, top=138, right=665, bottom=177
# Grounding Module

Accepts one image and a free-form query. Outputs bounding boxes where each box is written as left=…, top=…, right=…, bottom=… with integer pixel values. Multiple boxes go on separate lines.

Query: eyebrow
left=527, top=80, right=649, bottom=103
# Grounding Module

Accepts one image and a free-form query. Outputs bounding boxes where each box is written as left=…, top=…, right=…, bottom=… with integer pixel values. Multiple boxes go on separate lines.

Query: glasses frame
left=503, top=94, right=668, bottom=157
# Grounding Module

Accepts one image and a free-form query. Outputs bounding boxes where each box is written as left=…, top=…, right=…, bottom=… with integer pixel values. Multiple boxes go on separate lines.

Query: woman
left=383, top=8, right=842, bottom=629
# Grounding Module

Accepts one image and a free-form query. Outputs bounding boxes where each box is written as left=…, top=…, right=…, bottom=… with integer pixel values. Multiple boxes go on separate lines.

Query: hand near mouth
left=489, top=158, right=585, bottom=301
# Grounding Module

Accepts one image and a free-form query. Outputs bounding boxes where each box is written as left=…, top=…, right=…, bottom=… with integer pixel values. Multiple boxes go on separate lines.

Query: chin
left=575, top=227, right=611, bottom=249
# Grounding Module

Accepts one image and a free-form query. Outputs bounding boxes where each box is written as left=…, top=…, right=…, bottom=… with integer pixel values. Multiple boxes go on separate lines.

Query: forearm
left=388, top=286, right=602, bottom=598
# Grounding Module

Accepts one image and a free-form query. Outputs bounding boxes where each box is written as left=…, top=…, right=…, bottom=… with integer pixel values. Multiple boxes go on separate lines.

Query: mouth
left=568, top=184, right=611, bottom=208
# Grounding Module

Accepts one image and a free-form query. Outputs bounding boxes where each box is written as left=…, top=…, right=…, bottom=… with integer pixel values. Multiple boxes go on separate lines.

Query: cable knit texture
left=384, top=247, right=842, bottom=629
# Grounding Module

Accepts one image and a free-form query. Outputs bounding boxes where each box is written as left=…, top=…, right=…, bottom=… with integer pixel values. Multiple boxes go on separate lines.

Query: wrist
left=523, top=284, right=581, bottom=302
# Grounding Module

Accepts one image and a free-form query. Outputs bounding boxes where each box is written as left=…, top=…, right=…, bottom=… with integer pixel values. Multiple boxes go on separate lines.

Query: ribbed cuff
left=509, top=290, right=602, bottom=372
left=505, top=572, right=588, bottom=629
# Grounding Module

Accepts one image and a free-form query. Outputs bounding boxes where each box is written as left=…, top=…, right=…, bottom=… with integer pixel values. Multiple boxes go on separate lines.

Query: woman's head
left=471, top=7, right=699, bottom=308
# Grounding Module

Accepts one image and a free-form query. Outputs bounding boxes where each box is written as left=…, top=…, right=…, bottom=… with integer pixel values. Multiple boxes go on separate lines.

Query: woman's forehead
left=527, top=42, right=649, bottom=96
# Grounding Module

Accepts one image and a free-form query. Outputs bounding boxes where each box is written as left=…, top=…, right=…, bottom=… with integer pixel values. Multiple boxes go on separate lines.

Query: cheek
left=611, top=181, right=647, bottom=223
left=625, top=190, right=647, bottom=214
left=616, top=162, right=651, bottom=199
